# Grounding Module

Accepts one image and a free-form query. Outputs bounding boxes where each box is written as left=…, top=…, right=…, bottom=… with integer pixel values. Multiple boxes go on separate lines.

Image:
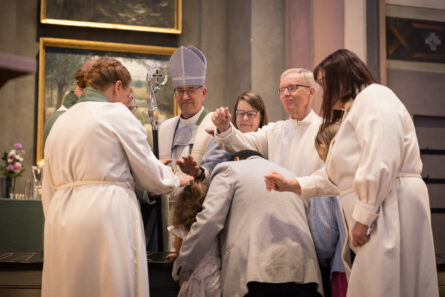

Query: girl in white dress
left=168, top=182, right=221, bottom=297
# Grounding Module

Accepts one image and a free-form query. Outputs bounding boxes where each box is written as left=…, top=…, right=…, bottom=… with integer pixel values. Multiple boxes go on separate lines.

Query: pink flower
left=13, top=162, right=22, bottom=171
left=14, top=143, right=22, bottom=149
left=18, top=149, right=25, bottom=154
left=6, top=164, right=14, bottom=171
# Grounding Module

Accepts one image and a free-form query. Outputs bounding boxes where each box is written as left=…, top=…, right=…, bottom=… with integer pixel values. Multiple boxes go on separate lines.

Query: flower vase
left=10, top=177, right=16, bottom=198
left=0, top=176, right=12, bottom=198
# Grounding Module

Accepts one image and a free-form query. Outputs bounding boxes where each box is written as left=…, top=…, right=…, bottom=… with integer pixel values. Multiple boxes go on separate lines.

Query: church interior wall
left=0, top=0, right=444, bottom=293
left=385, top=2, right=445, bottom=262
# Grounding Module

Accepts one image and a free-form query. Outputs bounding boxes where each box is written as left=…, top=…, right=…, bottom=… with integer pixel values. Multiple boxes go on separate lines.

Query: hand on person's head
left=211, top=107, right=231, bottom=133
left=176, top=156, right=201, bottom=177
left=176, top=173, right=194, bottom=187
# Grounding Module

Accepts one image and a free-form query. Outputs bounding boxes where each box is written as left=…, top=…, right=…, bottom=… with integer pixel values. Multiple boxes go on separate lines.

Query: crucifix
left=146, top=64, right=168, bottom=157
left=145, top=64, right=168, bottom=252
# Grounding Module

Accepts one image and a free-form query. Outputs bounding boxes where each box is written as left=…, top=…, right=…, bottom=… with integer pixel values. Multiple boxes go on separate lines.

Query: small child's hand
left=166, top=253, right=177, bottom=261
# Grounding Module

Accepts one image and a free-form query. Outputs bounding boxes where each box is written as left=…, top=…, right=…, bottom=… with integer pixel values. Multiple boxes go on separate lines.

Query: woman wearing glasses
left=232, top=91, right=269, bottom=133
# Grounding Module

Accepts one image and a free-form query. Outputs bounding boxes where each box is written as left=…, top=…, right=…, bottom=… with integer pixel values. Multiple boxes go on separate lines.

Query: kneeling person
left=173, top=150, right=323, bottom=297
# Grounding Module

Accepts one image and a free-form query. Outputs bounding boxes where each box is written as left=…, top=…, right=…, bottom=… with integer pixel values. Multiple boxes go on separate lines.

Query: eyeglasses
left=236, top=110, right=258, bottom=119
left=128, top=105, right=138, bottom=112
left=278, top=84, right=310, bottom=95
left=127, top=94, right=135, bottom=104
left=174, top=86, right=203, bottom=97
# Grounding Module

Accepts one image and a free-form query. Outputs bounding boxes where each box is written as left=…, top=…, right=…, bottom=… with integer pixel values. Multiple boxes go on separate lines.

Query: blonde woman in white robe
left=265, top=49, right=439, bottom=297
left=42, top=58, right=193, bottom=297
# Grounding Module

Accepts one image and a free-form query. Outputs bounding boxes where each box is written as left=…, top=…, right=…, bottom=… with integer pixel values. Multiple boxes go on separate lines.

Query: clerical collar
left=288, top=110, right=316, bottom=127
left=179, top=107, right=204, bottom=125
left=77, top=87, right=111, bottom=103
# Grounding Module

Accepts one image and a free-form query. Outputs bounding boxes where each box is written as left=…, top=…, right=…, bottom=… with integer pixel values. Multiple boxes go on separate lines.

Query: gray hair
left=280, top=68, right=316, bottom=87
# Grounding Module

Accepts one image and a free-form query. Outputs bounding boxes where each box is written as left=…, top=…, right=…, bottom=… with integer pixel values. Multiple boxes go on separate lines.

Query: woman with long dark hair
left=265, top=49, right=438, bottom=297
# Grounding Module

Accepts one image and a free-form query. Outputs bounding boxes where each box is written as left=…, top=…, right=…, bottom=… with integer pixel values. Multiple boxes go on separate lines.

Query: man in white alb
left=211, top=68, right=323, bottom=178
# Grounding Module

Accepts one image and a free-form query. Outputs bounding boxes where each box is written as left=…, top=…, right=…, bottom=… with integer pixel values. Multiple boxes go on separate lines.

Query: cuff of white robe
left=352, top=200, right=379, bottom=226
left=296, top=176, right=317, bottom=200
left=214, top=123, right=233, bottom=139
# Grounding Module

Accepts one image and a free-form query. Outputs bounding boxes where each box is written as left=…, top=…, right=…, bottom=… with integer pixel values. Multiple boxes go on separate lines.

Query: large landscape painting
left=37, top=38, right=177, bottom=163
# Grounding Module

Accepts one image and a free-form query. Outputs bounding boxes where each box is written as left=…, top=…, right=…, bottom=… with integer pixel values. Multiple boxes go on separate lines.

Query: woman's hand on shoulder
left=264, top=170, right=301, bottom=195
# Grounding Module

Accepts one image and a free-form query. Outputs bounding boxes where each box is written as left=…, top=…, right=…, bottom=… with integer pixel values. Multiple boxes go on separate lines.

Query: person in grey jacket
left=173, top=150, right=323, bottom=297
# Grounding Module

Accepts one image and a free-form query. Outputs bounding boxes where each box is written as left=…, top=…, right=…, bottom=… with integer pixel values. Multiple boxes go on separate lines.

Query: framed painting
left=40, top=0, right=182, bottom=34
left=37, top=37, right=179, bottom=163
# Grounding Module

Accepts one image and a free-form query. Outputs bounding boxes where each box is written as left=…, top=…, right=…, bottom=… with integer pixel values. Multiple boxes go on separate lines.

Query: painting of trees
left=38, top=39, right=176, bottom=162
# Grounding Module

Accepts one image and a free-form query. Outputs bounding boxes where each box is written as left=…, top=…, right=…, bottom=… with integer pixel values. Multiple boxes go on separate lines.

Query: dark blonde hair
left=232, top=91, right=269, bottom=129
left=74, top=59, right=98, bottom=89
left=172, top=182, right=208, bottom=231
left=314, top=124, right=339, bottom=162
left=85, top=58, right=131, bottom=91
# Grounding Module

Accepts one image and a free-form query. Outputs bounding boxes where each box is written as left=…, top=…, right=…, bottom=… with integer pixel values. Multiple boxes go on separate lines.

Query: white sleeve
left=350, top=87, right=405, bottom=225
left=214, top=122, right=269, bottom=158
left=167, top=226, right=188, bottom=240
left=114, top=111, right=180, bottom=195
left=42, top=157, right=55, bottom=217
left=297, top=169, right=339, bottom=200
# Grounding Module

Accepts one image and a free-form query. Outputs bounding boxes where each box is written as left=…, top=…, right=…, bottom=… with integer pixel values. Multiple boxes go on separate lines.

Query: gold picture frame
left=37, top=37, right=179, bottom=163
left=41, top=0, right=182, bottom=34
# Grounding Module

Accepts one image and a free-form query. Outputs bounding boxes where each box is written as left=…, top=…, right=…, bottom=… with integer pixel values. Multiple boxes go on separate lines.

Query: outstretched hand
left=176, top=155, right=202, bottom=178
left=211, top=107, right=231, bottom=133
left=264, top=170, right=302, bottom=195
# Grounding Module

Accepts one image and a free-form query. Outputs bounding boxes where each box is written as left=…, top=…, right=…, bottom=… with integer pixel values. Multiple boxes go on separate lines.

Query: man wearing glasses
left=212, top=68, right=324, bottom=180
left=159, top=46, right=229, bottom=183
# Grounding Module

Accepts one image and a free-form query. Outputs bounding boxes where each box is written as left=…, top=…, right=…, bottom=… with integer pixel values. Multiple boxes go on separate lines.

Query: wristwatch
left=195, top=166, right=205, bottom=181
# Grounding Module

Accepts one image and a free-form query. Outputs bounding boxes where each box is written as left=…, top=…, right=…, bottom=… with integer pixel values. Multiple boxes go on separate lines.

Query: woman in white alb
left=265, top=49, right=438, bottom=297
left=42, top=58, right=192, bottom=297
